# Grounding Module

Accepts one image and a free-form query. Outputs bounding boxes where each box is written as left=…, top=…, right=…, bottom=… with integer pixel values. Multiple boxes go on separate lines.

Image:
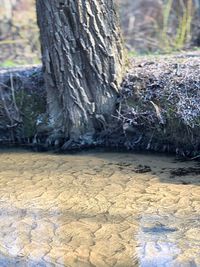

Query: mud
left=0, top=149, right=199, bottom=266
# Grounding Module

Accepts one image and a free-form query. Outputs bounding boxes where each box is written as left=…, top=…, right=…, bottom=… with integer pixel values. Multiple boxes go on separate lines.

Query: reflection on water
left=0, top=149, right=199, bottom=266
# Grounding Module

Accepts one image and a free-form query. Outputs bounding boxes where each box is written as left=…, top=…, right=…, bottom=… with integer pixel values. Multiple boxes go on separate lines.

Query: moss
left=0, top=60, right=17, bottom=68
left=15, top=90, right=46, bottom=138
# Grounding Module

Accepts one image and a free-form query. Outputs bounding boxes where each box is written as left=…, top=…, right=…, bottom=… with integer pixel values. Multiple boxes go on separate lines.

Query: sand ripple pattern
left=0, top=149, right=199, bottom=267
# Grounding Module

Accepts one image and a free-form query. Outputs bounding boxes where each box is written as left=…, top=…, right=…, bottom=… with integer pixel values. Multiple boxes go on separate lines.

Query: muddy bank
left=0, top=52, right=200, bottom=155
left=0, top=65, right=45, bottom=144
left=118, top=52, right=200, bottom=156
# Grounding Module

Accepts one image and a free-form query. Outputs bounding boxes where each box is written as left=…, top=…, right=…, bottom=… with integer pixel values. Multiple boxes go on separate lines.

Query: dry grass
left=118, top=0, right=200, bottom=53
left=118, top=51, right=200, bottom=155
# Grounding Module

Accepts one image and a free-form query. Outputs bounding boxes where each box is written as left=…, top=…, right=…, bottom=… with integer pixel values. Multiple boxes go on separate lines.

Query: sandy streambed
left=0, top=149, right=199, bottom=266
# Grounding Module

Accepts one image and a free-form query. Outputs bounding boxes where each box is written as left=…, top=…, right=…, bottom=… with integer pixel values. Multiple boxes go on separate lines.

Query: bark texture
left=36, top=0, right=124, bottom=145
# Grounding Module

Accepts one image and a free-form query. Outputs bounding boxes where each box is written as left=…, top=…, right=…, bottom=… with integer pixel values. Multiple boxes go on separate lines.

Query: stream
left=0, top=149, right=199, bottom=267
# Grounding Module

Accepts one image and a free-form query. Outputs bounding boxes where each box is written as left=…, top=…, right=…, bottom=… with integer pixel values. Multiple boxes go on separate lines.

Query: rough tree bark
left=36, top=0, right=124, bottom=147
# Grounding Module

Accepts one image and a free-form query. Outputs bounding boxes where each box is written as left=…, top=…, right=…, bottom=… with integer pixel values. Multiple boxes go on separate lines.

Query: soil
left=118, top=50, right=200, bottom=156
left=0, top=51, right=200, bottom=156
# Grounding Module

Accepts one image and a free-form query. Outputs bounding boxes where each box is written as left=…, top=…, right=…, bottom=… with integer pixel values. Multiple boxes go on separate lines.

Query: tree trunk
left=36, top=0, right=124, bottom=147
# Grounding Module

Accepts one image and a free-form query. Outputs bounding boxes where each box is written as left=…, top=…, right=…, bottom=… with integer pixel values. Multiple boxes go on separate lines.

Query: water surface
left=0, top=149, right=199, bottom=266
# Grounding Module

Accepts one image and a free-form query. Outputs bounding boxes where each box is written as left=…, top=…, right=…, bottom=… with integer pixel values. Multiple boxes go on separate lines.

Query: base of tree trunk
left=0, top=52, right=200, bottom=157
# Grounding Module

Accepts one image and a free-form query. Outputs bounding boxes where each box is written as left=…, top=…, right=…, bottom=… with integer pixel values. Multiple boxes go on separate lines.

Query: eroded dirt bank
left=0, top=149, right=199, bottom=266
left=118, top=51, right=200, bottom=156
left=0, top=52, right=200, bottom=155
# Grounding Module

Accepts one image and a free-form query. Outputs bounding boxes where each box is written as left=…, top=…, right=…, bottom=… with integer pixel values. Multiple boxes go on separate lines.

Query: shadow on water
left=1, top=147, right=200, bottom=185
left=0, top=255, right=48, bottom=267
left=0, top=148, right=200, bottom=266
left=0, top=206, right=199, bottom=266
left=83, top=150, right=200, bottom=186
left=136, top=214, right=200, bottom=267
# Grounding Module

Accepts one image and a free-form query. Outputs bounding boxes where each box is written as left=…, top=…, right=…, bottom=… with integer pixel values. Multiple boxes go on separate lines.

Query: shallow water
left=0, top=149, right=199, bottom=267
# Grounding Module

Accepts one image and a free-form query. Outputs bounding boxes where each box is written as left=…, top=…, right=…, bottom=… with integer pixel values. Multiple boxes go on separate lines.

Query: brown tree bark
left=36, top=0, right=124, bottom=147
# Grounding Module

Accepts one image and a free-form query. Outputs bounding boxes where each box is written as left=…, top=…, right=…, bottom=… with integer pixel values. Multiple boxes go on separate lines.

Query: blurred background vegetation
left=0, top=0, right=40, bottom=66
left=0, top=0, right=200, bottom=67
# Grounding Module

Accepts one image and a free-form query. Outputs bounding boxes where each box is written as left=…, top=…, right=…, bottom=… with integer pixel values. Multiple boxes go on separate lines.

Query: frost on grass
left=119, top=52, right=200, bottom=155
